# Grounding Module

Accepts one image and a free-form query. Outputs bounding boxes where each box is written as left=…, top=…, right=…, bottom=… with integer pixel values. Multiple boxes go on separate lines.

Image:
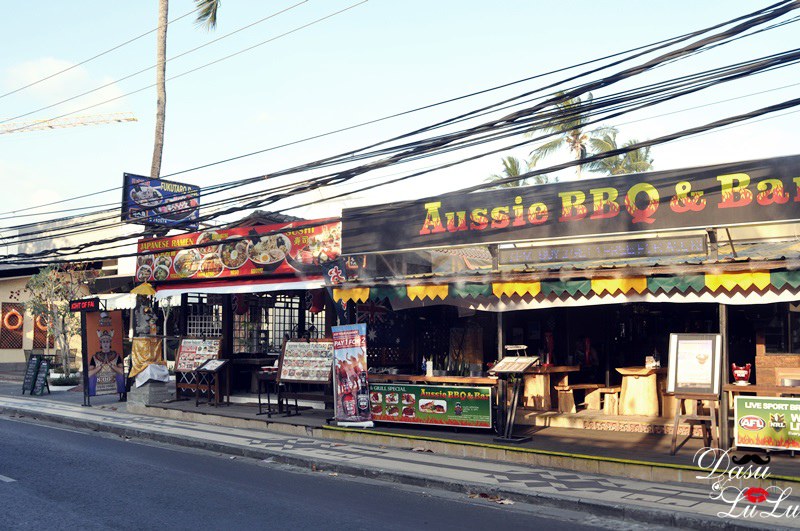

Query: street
left=0, top=416, right=658, bottom=531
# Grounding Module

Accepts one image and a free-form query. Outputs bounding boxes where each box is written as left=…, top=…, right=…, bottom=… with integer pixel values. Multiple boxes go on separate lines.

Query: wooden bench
left=585, top=386, right=621, bottom=415
left=554, top=384, right=601, bottom=413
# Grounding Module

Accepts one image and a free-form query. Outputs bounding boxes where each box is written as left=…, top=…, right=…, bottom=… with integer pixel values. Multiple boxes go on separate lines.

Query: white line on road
left=0, top=474, right=15, bottom=483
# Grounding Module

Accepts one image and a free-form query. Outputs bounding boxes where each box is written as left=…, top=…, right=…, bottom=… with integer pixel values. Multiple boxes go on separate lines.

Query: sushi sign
left=121, top=173, right=201, bottom=229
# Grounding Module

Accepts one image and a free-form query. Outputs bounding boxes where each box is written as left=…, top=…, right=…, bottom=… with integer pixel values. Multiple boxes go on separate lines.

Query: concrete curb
left=0, top=404, right=791, bottom=531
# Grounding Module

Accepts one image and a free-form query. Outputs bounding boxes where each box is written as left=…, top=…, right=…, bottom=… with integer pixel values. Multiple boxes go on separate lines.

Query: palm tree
left=485, top=156, right=529, bottom=189
left=586, top=129, right=654, bottom=175
left=151, top=0, right=221, bottom=179
left=528, top=92, right=613, bottom=179
left=485, top=156, right=552, bottom=189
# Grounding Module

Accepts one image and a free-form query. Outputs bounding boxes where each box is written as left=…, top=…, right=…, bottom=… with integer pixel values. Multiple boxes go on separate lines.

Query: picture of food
left=287, top=223, right=342, bottom=273
left=197, top=254, right=224, bottom=278
left=370, top=392, right=382, bottom=403
left=154, top=254, right=172, bottom=269
left=402, top=406, right=415, bottom=418
left=156, top=193, right=198, bottom=221
left=371, top=404, right=382, bottom=415
left=248, top=234, right=291, bottom=265
left=401, top=393, right=416, bottom=405
left=130, top=184, right=162, bottom=208
left=196, top=231, right=220, bottom=256
left=385, top=392, right=399, bottom=404
left=137, top=254, right=154, bottom=269
left=153, top=265, right=170, bottom=281
left=136, top=265, right=152, bottom=282
left=220, top=239, right=249, bottom=269
left=173, top=249, right=202, bottom=277
left=386, top=405, right=400, bottom=416
left=419, top=399, right=447, bottom=414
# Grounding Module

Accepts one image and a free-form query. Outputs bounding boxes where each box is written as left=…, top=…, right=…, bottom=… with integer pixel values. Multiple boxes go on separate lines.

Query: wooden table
left=522, top=366, right=579, bottom=410
left=368, top=374, right=498, bottom=386
left=617, top=367, right=667, bottom=416
left=723, top=383, right=800, bottom=403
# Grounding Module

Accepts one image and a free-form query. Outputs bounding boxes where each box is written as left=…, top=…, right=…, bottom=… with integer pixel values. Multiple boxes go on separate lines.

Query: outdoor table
left=522, top=366, right=579, bottom=410
left=617, top=367, right=667, bottom=416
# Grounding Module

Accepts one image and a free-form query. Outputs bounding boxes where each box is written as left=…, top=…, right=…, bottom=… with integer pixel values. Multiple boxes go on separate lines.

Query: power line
left=3, top=0, right=790, bottom=217
left=0, top=6, right=199, bottom=101
left=0, top=1, right=310, bottom=127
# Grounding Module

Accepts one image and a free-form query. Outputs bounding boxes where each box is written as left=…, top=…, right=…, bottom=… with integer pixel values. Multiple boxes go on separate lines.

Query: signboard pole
left=719, top=304, right=730, bottom=449
left=81, top=312, right=91, bottom=407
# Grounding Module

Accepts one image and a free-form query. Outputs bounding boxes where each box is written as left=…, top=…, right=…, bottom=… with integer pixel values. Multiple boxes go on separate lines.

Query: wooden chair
left=555, top=383, right=602, bottom=413
left=585, top=386, right=621, bottom=415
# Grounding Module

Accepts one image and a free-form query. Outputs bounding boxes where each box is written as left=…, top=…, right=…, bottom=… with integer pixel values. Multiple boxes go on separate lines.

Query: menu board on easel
left=175, top=337, right=221, bottom=372
left=666, top=333, right=721, bottom=395
left=278, top=340, right=334, bottom=384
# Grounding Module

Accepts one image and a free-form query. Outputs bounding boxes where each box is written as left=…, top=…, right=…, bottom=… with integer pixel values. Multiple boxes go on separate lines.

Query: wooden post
left=497, top=312, right=504, bottom=360
left=719, top=303, right=730, bottom=449
left=222, top=294, right=233, bottom=356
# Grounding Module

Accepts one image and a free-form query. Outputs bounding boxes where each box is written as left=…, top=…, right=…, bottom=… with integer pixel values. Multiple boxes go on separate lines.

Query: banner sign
left=342, top=154, right=800, bottom=254
left=499, top=235, right=706, bottom=265
left=135, top=219, right=341, bottom=283
left=369, top=383, right=492, bottom=428
left=122, top=173, right=200, bottom=229
left=86, top=311, right=125, bottom=396
left=735, top=396, right=800, bottom=451
left=666, top=333, right=722, bottom=395
left=332, top=323, right=371, bottom=423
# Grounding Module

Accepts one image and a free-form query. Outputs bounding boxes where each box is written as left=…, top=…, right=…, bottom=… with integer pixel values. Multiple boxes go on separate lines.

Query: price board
left=278, top=340, right=334, bottom=384
left=31, top=357, right=50, bottom=396
left=175, top=337, right=221, bottom=372
left=22, top=354, right=41, bottom=394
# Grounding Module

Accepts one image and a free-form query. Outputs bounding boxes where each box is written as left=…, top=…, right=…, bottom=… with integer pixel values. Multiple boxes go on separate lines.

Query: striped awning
left=332, top=269, right=800, bottom=310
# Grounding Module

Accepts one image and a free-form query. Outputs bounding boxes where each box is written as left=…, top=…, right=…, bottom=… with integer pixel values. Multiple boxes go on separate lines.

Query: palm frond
left=194, top=0, right=220, bottom=29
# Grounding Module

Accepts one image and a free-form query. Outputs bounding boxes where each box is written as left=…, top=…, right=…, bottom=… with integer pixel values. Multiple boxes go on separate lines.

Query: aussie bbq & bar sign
left=342, top=155, right=800, bottom=254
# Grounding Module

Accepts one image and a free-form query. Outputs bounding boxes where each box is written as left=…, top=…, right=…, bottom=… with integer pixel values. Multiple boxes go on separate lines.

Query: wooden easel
left=669, top=393, right=720, bottom=455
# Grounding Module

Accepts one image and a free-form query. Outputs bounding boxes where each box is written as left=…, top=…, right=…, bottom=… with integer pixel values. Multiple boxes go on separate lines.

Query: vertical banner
left=85, top=311, right=125, bottom=396
left=332, top=323, right=371, bottom=423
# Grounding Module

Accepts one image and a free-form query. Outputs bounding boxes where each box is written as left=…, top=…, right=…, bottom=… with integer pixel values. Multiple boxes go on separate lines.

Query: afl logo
left=739, top=415, right=766, bottom=431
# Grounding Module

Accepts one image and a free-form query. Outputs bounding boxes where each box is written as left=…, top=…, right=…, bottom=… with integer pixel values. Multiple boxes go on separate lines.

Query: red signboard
left=135, top=219, right=341, bottom=283
left=69, top=298, right=101, bottom=312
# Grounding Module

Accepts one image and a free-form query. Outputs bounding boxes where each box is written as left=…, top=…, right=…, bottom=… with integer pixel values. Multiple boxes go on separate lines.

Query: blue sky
left=2, top=1, right=799, bottom=226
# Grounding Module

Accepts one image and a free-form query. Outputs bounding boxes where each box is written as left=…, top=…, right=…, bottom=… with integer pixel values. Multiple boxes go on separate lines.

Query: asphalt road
left=0, top=416, right=660, bottom=531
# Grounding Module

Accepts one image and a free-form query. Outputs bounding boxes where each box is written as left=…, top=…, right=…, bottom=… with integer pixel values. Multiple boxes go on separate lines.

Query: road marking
left=0, top=474, right=15, bottom=483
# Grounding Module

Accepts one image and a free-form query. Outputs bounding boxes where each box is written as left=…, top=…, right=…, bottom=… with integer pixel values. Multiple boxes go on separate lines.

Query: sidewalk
left=0, top=390, right=797, bottom=530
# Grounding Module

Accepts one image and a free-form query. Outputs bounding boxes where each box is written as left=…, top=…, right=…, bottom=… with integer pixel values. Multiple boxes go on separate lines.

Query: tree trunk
left=59, top=315, right=71, bottom=376
left=150, top=0, right=169, bottom=178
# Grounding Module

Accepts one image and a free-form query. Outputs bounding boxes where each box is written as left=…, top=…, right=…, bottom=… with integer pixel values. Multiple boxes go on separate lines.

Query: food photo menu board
left=278, top=340, right=334, bottom=384
left=135, top=219, right=341, bottom=283
left=175, top=337, right=221, bottom=372
left=369, top=383, right=493, bottom=428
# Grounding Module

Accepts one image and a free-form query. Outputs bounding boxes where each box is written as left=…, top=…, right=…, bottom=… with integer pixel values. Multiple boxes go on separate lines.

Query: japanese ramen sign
left=342, top=154, right=800, bottom=254
left=135, top=219, right=341, bottom=283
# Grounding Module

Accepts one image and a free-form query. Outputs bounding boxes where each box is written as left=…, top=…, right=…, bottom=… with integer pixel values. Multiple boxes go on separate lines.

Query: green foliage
left=586, top=130, right=654, bottom=175
left=49, top=375, right=80, bottom=386
left=24, top=265, right=96, bottom=376
left=485, top=156, right=552, bottom=189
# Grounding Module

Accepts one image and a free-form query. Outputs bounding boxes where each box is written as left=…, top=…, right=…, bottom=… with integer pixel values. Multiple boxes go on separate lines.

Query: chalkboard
left=22, top=355, right=41, bottom=394
left=31, top=357, right=50, bottom=396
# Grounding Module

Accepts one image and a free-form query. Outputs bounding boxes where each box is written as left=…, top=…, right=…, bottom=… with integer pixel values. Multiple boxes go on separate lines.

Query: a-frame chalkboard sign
left=22, top=354, right=42, bottom=395
left=31, top=357, right=51, bottom=396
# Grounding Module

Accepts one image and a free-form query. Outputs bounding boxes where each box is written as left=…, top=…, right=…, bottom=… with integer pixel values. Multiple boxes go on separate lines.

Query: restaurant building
left=330, top=154, right=800, bottom=443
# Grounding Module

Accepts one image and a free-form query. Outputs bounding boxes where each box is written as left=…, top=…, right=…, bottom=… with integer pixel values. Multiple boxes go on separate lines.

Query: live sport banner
left=332, top=323, right=371, bottom=423
left=368, top=383, right=492, bottom=428
left=135, top=219, right=340, bottom=283
left=342, top=154, right=800, bottom=254
left=735, top=396, right=800, bottom=451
